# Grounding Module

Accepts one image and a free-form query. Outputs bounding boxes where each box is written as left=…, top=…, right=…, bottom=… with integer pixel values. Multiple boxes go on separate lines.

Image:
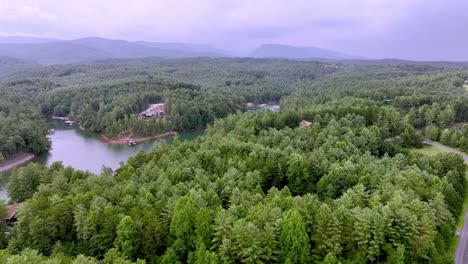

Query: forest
left=0, top=57, right=468, bottom=263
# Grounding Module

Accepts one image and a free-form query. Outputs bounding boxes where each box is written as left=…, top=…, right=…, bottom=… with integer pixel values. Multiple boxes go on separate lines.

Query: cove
left=0, top=120, right=204, bottom=200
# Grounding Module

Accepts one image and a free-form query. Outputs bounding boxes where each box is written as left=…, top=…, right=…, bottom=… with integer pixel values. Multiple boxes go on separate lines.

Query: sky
left=0, top=0, right=467, bottom=60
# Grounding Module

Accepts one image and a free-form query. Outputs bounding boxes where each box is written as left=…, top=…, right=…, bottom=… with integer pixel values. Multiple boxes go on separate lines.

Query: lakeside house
left=52, top=116, right=75, bottom=125
left=3, top=203, right=21, bottom=224
left=139, top=103, right=166, bottom=119
left=299, top=120, right=313, bottom=127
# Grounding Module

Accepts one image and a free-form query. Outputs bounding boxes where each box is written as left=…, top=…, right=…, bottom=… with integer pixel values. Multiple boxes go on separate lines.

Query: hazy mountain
left=0, top=42, right=112, bottom=64
left=0, top=56, right=39, bottom=79
left=71, top=37, right=178, bottom=57
left=0, top=36, right=61, bottom=44
left=0, top=37, right=367, bottom=64
left=251, top=44, right=364, bottom=60
left=136, top=41, right=230, bottom=56
left=0, top=36, right=229, bottom=64
left=71, top=37, right=228, bottom=57
left=0, top=56, right=36, bottom=65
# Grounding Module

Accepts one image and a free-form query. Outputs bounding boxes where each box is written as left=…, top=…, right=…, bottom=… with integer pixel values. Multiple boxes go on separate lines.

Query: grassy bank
left=409, top=144, right=447, bottom=156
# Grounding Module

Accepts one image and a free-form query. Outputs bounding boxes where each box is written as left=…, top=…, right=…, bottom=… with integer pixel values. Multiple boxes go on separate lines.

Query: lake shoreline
left=0, top=152, right=35, bottom=173
left=100, top=131, right=178, bottom=145
left=50, top=117, right=205, bottom=145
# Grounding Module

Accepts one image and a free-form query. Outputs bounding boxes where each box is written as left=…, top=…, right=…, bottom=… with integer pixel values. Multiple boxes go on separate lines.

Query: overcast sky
left=0, top=0, right=467, bottom=60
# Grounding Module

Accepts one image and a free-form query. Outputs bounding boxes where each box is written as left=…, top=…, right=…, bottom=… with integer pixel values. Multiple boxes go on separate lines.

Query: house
left=299, top=120, right=313, bottom=127
left=139, top=103, right=166, bottom=119
left=3, top=203, right=21, bottom=224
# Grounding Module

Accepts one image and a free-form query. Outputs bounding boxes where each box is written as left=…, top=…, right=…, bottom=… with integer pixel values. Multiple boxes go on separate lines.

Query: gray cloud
left=1, top=0, right=467, bottom=60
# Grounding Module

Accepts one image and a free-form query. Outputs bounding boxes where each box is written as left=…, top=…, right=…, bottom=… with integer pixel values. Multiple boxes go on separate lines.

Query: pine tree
left=322, top=253, right=340, bottom=264
left=279, top=210, right=310, bottom=264
left=170, top=196, right=197, bottom=259
left=114, top=216, right=138, bottom=260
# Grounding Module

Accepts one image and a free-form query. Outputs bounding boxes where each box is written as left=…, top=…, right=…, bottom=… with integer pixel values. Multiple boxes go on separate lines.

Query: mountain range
left=250, top=44, right=365, bottom=60
left=0, top=36, right=363, bottom=64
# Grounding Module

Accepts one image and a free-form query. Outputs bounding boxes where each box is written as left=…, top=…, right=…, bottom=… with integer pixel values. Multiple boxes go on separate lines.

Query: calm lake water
left=0, top=120, right=204, bottom=200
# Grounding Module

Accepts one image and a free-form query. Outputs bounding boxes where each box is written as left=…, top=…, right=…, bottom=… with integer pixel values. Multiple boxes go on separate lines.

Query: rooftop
left=4, top=203, right=21, bottom=221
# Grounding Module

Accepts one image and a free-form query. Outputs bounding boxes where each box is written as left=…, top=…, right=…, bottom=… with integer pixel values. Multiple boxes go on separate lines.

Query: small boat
left=47, top=129, right=55, bottom=134
left=127, top=139, right=136, bottom=146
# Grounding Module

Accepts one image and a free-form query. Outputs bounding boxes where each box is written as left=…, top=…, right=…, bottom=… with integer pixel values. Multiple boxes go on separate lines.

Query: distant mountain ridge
left=0, top=36, right=231, bottom=64
left=0, top=36, right=366, bottom=64
left=0, top=56, right=37, bottom=65
left=0, top=36, right=60, bottom=44
left=251, top=44, right=365, bottom=60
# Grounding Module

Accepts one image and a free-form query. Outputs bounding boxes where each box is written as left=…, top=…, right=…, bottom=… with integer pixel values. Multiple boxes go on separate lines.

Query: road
left=426, top=141, right=468, bottom=264
left=424, top=140, right=468, bottom=162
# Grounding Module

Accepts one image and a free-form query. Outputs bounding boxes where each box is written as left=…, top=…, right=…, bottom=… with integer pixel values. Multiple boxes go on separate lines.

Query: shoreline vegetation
left=51, top=116, right=194, bottom=145
left=0, top=152, right=35, bottom=173
left=100, top=131, right=178, bottom=145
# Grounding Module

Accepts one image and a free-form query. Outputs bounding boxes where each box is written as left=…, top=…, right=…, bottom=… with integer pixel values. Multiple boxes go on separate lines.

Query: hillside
left=0, top=56, right=38, bottom=79
left=251, top=44, right=363, bottom=60
left=0, top=37, right=229, bottom=64
left=0, top=58, right=467, bottom=263
left=0, top=42, right=111, bottom=64
left=136, top=41, right=230, bottom=56
left=0, top=36, right=60, bottom=44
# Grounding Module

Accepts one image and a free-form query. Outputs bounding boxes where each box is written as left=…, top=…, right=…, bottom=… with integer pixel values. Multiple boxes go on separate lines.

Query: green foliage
left=279, top=210, right=310, bottom=264
left=8, top=163, right=49, bottom=202
left=114, top=216, right=138, bottom=260
left=1, top=58, right=467, bottom=263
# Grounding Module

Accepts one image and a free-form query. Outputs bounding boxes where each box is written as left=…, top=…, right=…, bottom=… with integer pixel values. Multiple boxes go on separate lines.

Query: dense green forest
left=0, top=84, right=49, bottom=160
left=0, top=57, right=468, bottom=263
left=1, top=57, right=340, bottom=160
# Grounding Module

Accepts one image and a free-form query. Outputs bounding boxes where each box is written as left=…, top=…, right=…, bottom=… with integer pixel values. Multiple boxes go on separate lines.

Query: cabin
left=383, top=98, right=392, bottom=104
left=139, top=103, right=166, bottom=119
left=299, top=120, right=313, bottom=127
left=3, top=203, right=21, bottom=224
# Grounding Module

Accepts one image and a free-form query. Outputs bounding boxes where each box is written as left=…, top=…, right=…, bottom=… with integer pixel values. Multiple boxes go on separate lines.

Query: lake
left=0, top=120, right=204, bottom=200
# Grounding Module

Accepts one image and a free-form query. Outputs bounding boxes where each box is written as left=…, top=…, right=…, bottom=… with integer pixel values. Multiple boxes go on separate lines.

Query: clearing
left=409, top=144, right=447, bottom=156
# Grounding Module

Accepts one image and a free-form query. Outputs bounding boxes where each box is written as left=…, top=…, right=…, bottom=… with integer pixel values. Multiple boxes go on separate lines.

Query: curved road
left=425, top=140, right=468, bottom=162
left=425, top=141, right=468, bottom=264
